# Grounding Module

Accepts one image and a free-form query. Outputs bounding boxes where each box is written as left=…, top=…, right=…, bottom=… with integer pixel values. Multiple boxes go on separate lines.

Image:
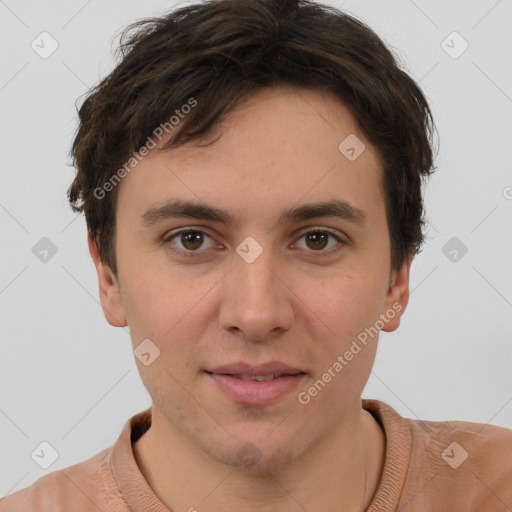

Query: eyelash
left=163, top=227, right=346, bottom=259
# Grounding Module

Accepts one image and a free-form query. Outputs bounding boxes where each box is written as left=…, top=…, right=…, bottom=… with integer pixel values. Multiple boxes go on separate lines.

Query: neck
left=133, top=406, right=385, bottom=512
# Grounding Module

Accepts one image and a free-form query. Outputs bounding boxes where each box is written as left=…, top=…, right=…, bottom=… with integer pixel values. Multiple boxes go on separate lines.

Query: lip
left=207, top=361, right=304, bottom=376
left=206, top=373, right=306, bottom=405
left=205, top=361, right=306, bottom=406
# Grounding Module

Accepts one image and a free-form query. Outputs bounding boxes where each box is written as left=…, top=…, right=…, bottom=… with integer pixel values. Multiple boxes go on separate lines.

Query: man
left=2, top=0, right=511, bottom=510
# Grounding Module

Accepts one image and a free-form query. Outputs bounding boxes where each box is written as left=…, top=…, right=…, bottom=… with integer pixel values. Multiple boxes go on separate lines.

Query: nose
left=218, top=244, right=294, bottom=343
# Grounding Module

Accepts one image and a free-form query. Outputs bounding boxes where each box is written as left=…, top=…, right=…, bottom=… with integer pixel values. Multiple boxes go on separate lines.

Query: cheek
left=117, top=243, right=188, bottom=324
left=120, top=265, right=216, bottom=367
left=308, top=269, right=386, bottom=333
left=310, top=279, right=384, bottom=388
left=305, top=276, right=386, bottom=386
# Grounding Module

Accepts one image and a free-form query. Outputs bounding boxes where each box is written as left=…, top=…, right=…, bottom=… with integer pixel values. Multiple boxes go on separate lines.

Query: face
left=90, top=86, right=410, bottom=471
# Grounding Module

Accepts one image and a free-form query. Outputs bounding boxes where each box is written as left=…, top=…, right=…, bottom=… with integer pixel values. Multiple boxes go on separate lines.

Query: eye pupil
left=182, top=231, right=204, bottom=250
left=306, top=232, right=328, bottom=250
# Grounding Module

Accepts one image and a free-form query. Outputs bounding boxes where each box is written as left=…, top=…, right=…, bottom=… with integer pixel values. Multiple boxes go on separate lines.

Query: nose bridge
left=233, top=234, right=280, bottom=301
left=219, top=234, right=293, bottom=340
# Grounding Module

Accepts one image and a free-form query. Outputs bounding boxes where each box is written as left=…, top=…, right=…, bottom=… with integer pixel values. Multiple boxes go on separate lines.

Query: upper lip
left=206, top=361, right=305, bottom=376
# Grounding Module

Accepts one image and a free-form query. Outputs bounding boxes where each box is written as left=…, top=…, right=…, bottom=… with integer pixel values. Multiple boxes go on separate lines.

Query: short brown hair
left=68, top=0, right=438, bottom=276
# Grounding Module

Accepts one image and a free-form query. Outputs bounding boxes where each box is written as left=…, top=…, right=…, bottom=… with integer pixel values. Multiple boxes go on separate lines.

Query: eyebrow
left=140, top=198, right=369, bottom=228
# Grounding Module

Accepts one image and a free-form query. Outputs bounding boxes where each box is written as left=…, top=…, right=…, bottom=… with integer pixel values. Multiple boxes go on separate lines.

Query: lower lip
left=206, top=372, right=306, bottom=405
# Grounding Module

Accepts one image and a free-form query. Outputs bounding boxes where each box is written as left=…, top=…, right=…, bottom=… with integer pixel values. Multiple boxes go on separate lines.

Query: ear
left=380, top=253, right=412, bottom=332
left=87, top=231, right=127, bottom=327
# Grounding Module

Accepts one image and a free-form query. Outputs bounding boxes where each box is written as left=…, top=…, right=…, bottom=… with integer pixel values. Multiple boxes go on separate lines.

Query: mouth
left=206, top=372, right=305, bottom=381
left=204, top=362, right=307, bottom=405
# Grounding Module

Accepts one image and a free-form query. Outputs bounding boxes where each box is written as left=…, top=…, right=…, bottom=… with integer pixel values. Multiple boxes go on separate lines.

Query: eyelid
left=162, top=226, right=217, bottom=244
left=163, top=225, right=348, bottom=256
left=162, top=226, right=218, bottom=251
left=295, top=225, right=348, bottom=242
left=291, top=226, right=348, bottom=255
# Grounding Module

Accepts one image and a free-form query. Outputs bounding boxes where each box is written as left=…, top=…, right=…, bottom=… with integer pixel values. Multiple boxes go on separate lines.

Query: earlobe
left=381, top=254, right=412, bottom=333
left=87, top=231, right=128, bottom=328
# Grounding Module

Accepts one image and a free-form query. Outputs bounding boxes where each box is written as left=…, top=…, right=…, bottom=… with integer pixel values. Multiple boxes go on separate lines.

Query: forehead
left=168, top=86, right=380, bottom=169
left=116, top=86, right=384, bottom=226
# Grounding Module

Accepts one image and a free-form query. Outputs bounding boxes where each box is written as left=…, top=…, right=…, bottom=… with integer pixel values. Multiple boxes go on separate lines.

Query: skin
left=89, top=85, right=411, bottom=512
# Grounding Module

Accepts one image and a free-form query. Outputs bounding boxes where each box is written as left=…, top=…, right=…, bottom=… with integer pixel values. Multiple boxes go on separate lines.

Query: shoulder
left=0, top=447, right=125, bottom=512
left=363, top=399, right=512, bottom=511
left=404, top=416, right=512, bottom=511
left=0, top=408, right=152, bottom=512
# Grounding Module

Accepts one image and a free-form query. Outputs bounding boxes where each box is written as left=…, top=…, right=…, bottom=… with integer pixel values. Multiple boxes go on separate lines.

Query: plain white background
left=1, top=0, right=511, bottom=496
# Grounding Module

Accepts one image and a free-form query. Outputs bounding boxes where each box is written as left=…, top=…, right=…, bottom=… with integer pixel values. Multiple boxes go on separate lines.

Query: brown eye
left=164, top=227, right=345, bottom=259
left=180, top=231, right=205, bottom=250
left=166, top=229, right=216, bottom=254
left=305, top=231, right=329, bottom=250
left=294, top=229, right=345, bottom=254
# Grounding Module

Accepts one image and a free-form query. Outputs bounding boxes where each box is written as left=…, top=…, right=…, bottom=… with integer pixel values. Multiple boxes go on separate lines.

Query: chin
left=204, top=432, right=307, bottom=472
